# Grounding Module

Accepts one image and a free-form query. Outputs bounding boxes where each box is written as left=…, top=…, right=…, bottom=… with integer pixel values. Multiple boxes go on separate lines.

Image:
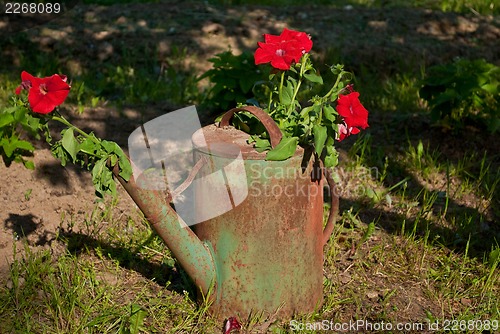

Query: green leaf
left=109, top=154, right=118, bottom=166
left=24, top=114, right=41, bottom=133
left=313, top=124, right=327, bottom=155
left=0, top=136, right=34, bottom=158
left=417, top=140, right=424, bottom=160
left=61, top=128, right=79, bottom=162
left=128, top=304, right=147, bottom=334
left=481, top=83, right=498, bottom=94
left=15, top=140, right=35, bottom=153
left=23, top=159, right=35, bottom=170
left=304, top=72, right=323, bottom=84
left=92, top=158, right=116, bottom=198
left=361, top=221, right=376, bottom=243
left=79, top=136, right=98, bottom=155
left=253, top=137, right=271, bottom=152
left=13, top=107, right=27, bottom=123
left=280, top=81, right=294, bottom=106
left=299, top=105, right=314, bottom=117
left=266, top=136, right=298, bottom=161
left=118, top=154, right=132, bottom=181
left=0, top=113, right=15, bottom=128
left=100, top=140, right=118, bottom=153
left=323, top=105, right=337, bottom=122
left=101, top=140, right=132, bottom=180
left=239, top=78, right=254, bottom=93
left=489, top=248, right=500, bottom=269
left=324, top=150, right=339, bottom=168
left=249, top=135, right=271, bottom=152
left=51, top=142, right=69, bottom=167
left=1, top=137, right=15, bottom=157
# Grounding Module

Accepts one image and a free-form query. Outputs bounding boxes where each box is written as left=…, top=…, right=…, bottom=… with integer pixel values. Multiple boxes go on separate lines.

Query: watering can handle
left=219, top=106, right=283, bottom=148
left=323, top=167, right=339, bottom=245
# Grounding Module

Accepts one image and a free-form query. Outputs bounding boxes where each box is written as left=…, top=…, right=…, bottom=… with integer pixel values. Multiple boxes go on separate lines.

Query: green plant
left=205, top=28, right=369, bottom=169
left=438, top=0, right=498, bottom=15
left=0, top=95, right=44, bottom=169
left=199, top=50, right=270, bottom=112
left=0, top=71, right=131, bottom=197
left=419, top=58, right=500, bottom=133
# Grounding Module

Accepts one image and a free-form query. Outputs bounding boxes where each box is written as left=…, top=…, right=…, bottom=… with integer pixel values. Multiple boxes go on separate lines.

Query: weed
left=420, top=58, right=500, bottom=133
left=198, top=50, right=270, bottom=113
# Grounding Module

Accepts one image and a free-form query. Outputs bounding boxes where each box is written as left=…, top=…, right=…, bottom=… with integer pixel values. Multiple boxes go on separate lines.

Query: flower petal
left=25, top=73, right=71, bottom=114
left=254, top=28, right=312, bottom=70
left=21, top=71, right=37, bottom=84
left=270, top=56, right=291, bottom=70
left=281, top=28, right=312, bottom=53
left=337, top=92, right=369, bottom=129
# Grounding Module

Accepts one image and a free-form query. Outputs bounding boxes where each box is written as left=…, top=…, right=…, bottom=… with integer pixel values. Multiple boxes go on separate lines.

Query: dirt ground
left=1, top=0, right=499, bottom=322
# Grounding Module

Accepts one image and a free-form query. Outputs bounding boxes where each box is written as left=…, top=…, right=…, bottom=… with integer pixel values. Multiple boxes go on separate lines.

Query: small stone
left=116, top=16, right=127, bottom=24
left=98, top=42, right=114, bottom=61
left=366, top=291, right=379, bottom=300
left=339, top=274, right=351, bottom=284
left=202, top=22, right=225, bottom=35
left=460, top=298, right=471, bottom=306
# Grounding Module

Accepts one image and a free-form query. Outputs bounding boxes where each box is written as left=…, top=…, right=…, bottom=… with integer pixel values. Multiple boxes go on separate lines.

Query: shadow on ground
left=58, top=228, right=197, bottom=298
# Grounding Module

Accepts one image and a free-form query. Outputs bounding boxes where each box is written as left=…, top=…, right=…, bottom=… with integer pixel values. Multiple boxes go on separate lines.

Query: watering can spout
left=112, top=164, right=216, bottom=295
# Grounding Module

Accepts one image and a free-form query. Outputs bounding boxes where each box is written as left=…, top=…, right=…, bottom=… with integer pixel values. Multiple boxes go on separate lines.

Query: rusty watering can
left=112, top=106, right=339, bottom=319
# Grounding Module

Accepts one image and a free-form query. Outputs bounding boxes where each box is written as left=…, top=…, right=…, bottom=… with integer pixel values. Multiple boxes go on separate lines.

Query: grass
left=1, top=0, right=499, bottom=333
left=207, top=0, right=499, bottom=15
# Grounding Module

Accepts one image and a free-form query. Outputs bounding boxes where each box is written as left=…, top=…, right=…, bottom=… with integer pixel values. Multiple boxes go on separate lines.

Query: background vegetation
left=0, top=0, right=498, bottom=332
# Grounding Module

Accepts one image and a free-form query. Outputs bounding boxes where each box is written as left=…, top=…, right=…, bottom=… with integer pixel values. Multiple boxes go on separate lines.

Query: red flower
left=277, top=28, right=312, bottom=55
left=16, top=71, right=70, bottom=114
left=224, top=317, right=241, bottom=334
left=337, top=92, right=369, bottom=129
left=254, top=28, right=312, bottom=70
left=337, top=122, right=361, bottom=142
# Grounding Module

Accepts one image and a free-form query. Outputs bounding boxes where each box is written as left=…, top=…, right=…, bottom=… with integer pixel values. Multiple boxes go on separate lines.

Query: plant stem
left=51, top=114, right=100, bottom=145
left=279, top=70, right=285, bottom=97
left=324, top=70, right=345, bottom=101
left=287, top=56, right=307, bottom=117
left=269, top=72, right=285, bottom=116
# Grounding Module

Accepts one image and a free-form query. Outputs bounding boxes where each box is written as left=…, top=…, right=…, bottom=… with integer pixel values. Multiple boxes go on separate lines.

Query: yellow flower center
left=39, top=83, right=48, bottom=95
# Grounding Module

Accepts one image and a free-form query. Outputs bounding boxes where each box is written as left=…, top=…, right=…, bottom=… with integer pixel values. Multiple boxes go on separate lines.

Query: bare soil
left=1, top=0, right=499, bottom=325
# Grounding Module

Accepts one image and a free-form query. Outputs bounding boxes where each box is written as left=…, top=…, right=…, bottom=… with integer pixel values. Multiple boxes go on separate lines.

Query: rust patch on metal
left=322, top=167, right=340, bottom=245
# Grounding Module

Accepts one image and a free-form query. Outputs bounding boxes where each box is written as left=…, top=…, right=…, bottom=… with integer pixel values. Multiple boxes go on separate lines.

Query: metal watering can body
left=114, top=106, right=338, bottom=319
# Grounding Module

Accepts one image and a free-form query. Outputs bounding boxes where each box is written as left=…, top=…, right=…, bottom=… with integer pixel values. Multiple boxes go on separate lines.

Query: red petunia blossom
left=224, top=317, right=241, bottom=334
left=15, top=71, right=71, bottom=114
left=267, top=28, right=313, bottom=56
left=337, top=91, right=369, bottom=130
left=285, top=29, right=313, bottom=54
left=337, top=122, right=361, bottom=142
left=254, top=28, right=313, bottom=70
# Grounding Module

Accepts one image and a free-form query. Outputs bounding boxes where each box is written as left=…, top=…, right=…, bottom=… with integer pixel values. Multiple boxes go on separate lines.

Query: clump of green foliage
left=419, top=58, right=500, bottom=133
left=0, top=97, right=46, bottom=169
left=198, top=50, right=269, bottom=112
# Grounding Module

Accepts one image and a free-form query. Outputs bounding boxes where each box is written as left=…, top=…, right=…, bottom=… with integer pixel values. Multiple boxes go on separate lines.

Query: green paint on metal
left=113, top=168, right=217, bottom=296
